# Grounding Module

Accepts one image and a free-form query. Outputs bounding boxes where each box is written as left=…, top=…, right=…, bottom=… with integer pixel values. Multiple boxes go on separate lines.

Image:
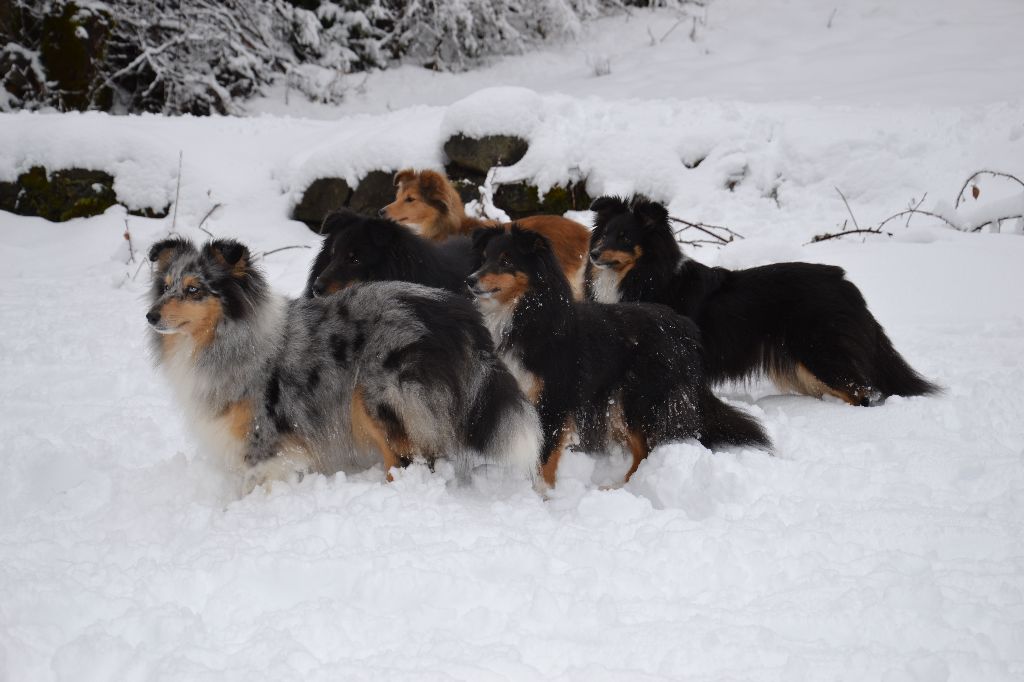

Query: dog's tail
left=871, top=329, right=940, bottom=399
left=466, top=364, right=543, bottom=480
left=698, top=388, right=772, bottom=452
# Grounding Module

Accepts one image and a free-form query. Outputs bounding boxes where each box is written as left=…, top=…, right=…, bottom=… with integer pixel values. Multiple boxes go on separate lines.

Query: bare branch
left=123, top=219, right=136, bottom=264
left=955, top=170, right=1024, bottom=208
left=197, top=202, right=223, bottom=237
left=905, top=192, right=927, bottom=227
left=659, top=16, right=687, bottom=43
left=834, top=186, right=859, bottom=229
left=876, top=208, right=960, bottom=232
left=255, top=244, right=312, bottom=260
left=170, top=150, right=183, bottom=234
left=807, top=227, right=893, bottom=245
left=668, top=215, right=744, bottom=245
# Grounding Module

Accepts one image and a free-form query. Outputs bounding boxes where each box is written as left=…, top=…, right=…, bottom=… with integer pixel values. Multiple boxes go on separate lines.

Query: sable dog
left=380, top=169, right=591, bottom=298
left=468, top=225, right=770, bottom=486
left=305, top=208, right=474, bottom=298
left=147, top=237, right=541, bottom=491
left=588, top=195, right=939, bottom=405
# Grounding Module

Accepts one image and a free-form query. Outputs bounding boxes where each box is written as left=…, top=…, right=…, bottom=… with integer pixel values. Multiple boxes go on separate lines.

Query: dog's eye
left=348, top=251, right=360, bottom=265
left=161, top=282, right=171, bottom=293
left=186, top=285, right=200, bottom=296
left=404, top=197, right=415, bottom=203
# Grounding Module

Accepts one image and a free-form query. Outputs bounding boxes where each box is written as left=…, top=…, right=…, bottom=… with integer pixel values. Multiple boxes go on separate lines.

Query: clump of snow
left=439, top=86, right=546, bottom=140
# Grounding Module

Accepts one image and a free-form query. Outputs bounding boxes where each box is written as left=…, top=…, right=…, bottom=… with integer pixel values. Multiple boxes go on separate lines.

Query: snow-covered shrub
left=0, top=0, right=703, bottom=114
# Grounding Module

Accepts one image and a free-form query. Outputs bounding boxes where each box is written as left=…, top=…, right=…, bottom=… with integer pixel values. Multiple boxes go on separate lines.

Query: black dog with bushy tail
left=588, top=195, right=939, bottom=405
left=469, top=225, right=770, bottom=487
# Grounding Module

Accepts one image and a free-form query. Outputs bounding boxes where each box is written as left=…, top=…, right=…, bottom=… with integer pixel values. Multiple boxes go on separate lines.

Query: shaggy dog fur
left=469, top=225, right=770, bottom=487
left=588, top=195, right=940, bottom=405
left=147, top=237, right=541, bottom=492
left=305, top=209, right=474, bottom=298
left=381, top=169, right=591, bottom=298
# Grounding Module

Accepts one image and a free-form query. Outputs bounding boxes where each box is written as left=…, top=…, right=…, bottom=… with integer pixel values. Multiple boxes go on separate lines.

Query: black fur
left=589, top=195, right=940, bottom=404
left=305, top=208, right=474, bottom=297
left=470, top=225, right=770, bottom=483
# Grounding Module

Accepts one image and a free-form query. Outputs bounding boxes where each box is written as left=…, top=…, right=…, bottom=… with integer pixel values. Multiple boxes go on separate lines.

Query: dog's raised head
left=379, top=169, right=461, bottom=239
left=306, top=208, right=411, bottom=298
left=588, top=195, right=675, bottom=276
left=468, top=225, right=569, bottom=308
left=147, top=237, right=265, bottom=350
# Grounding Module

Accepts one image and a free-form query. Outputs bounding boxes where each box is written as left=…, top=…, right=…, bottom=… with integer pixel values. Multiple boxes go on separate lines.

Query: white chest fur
left=591, top=267, right=622, bottom=304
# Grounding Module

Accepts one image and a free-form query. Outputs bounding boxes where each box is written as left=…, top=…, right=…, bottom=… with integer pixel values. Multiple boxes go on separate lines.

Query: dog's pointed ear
left=418, top=170, right=451, bottom=214
left=148, top=238, right=195, bottom=272
left=204, top=239, right=251, bottom=278
left=320, top=208, right=360, bottom=235
left=393, top=169, right=416, bottom=188
left=471, top=226, right=503, bottom=253
left=511, top=224, right=548, bottom=253
left=589, top=196, right=628, bottom=217
left=631, top=196, right=669, bottom=229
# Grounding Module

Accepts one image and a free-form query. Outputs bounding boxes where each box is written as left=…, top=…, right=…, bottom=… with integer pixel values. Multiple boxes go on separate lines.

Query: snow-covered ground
left=2, top=1, right=1023, bottom=680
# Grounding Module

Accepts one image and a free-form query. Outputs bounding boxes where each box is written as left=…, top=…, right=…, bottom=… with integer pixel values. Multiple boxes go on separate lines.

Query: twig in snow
left=254, top=244, right=312, bottom=260
left=123, top=219, right=136, bottom=264
left=659, top=16, right=687, bottom=43
left=876, top=208, right=960, bottom=232
left=668, top=215, right=744, bottom=246
left=826, top=8, right=837, bottom=28
left=170, top=150, right=183, bottom=234
left=834, top=186, right=860, bottom=229
left=905, top=192, right=927, bottom=227
left=807, top=221, right=893, bottom=244
left=954, top=170, right=1024, bottom=208
left=132, top=257, right=149, bottom=282
left=197, top=202, right=222, bottom=237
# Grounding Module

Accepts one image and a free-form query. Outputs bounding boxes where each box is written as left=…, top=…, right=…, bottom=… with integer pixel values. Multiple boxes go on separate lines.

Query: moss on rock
left=494, top=180, right=592, bottom=220
left=3, top=166, right=117, bottom=221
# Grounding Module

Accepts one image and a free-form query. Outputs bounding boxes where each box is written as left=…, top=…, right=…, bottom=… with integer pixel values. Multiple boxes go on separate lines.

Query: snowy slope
left=2, top=1, right=1024, bottom=680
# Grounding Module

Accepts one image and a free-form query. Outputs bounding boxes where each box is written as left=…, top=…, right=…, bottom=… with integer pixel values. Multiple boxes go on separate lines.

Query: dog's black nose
left=146, top=310, right=161, bottom=324
left=466, top=273, right=479, bottom=288
left=311, top=280, right=325, bottom=298
left=377, top=207, right=387, bottom=218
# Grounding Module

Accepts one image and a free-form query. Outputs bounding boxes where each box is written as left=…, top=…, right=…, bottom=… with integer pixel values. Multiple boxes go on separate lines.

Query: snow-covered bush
left=1, top=0, right=702, bottom=114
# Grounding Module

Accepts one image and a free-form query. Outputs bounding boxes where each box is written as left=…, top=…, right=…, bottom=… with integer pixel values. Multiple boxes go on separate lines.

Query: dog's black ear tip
left=149, top=237, right=193, bottom=264
left=220, top=241, right=246, bottom=265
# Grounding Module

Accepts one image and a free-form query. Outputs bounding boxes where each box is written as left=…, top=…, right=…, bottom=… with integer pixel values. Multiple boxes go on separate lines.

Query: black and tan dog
left=469, top=225, right=770, bottom=487
left=305, top=208, right=474, bottom=298
left=148, top=237, right=541, bottom=492
left=588, top=195, right=939, bottom=405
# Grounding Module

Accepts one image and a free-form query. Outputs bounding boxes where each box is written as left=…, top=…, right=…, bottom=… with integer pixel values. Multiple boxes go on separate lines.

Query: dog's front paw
left=241, top=455, right=310, bottom=496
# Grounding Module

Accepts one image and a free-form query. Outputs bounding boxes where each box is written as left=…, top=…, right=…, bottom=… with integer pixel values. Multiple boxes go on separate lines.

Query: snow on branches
left=1, top=0, right=700, bottom=115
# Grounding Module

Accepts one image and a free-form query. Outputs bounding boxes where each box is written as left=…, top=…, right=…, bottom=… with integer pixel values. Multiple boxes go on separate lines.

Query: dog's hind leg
left=351, top=386, right=413, bottom=481
left=788, top=359, right=876, bottom=406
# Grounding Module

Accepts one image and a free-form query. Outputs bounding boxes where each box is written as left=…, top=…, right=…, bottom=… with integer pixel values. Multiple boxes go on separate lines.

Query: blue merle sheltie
left=146, top=237, right=541, bottom=492
left=588, top=195, right=940, bottom=405
left=305, top=208, right=474, bottom=298
left=468, top=225, right=771, bottom=487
